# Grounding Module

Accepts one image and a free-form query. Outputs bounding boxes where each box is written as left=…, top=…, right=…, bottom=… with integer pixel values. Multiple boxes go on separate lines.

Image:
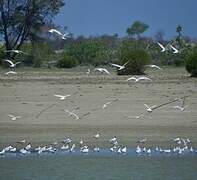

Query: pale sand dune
left=0, top=67, right=197, bottom=148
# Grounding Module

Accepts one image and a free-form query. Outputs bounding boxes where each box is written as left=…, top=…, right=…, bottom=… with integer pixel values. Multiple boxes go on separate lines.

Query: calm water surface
left=0, top=154, right=197, bottom=180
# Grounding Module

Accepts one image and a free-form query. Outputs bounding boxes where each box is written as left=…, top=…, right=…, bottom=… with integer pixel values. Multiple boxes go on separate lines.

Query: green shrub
left=185, top=48, right=197, bottom=77
left=15, top=43, right=33, bottom=66
left=57, top=53, right=79, bottom=68
left=0, top=45, right=6, bottom=66
left=64, top=39, right=108, bottom=65
left=14, top=42, right=54, bottom=67
left=118, top=40, right=150, bottom=75
left=32, top=43, right=54, bottom=67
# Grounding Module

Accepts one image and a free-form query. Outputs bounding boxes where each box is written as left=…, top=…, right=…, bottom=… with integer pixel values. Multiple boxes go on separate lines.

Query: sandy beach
left=0, top=67, right=197, bottom=149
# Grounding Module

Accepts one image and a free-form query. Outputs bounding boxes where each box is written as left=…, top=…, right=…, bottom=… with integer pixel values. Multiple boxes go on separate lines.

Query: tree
left=127, top=21, right=149, bottom=39
left=0, top=0, right=64, bottom=59
left=176, top=25, right=183, bottom=47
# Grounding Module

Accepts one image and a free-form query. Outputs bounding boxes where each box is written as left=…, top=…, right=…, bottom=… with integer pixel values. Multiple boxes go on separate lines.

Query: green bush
left=32, top=42, right=54, bottom=67
left=0, top=45, right=6, bottom=66
left=118, top=40, right=150, bottom=75
left=185, top=48, right=197, bottom=77
left=64, top=39, right=108, bottom=65
left=15, top=43, right=33, bottom=66
left=14, top=42, right=55, bottom=67
left=57, top=53, right=79, bottom=68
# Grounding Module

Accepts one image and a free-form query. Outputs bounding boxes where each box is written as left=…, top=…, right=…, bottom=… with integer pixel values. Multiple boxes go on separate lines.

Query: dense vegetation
left=185, top=47, right=197, bottom=77
left=0, top=1, right=196, bottom=76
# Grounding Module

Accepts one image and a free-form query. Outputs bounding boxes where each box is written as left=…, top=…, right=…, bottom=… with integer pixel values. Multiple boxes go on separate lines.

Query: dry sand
left=0, top=67, right=197, bottom=148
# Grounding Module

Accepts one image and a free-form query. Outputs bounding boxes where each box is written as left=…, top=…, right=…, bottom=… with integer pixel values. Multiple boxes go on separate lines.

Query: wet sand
left=0, top=67, right=197, bottom=148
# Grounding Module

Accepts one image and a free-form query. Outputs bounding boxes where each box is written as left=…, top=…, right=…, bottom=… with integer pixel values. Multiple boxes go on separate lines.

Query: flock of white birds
left=0, top=134, right=196, bottom=156
left=1, top=29, right=194, bottom=157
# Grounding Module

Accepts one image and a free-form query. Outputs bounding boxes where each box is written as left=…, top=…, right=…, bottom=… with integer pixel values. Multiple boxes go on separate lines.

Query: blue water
left=0, top=152, right=197, bottom=180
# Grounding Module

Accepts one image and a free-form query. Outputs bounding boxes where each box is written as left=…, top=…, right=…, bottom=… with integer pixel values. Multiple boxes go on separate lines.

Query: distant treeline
left=1, top=33, right=196, bottom=68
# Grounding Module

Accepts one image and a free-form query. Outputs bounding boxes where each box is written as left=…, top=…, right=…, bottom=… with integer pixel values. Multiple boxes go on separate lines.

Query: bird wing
left=54, top=94, right=63, bottom=98
left=123, top=61, right=129, bottom=67
left=64, top=109, right=71, bottom=114
left=103, top=68, right=111, bottom=74
left=15, top=62, right=21, bottom=65
left=110, top=63, right=122, bottom=68
left=154, top=65, right=162, bottom=70
left=62, top=32, right=70, bottom=39
left=138, top=77, right=152, bottom=81
left=150, top=105, right=157, bottom=109
left=146, top=64, right=162, bottom=70
left=102, top=101, right=111, bottom=108
left=144, top=104, right=150, bottom=109
left=71, top=112, right=79, bottom=120
left=5, top=71, right=16, bottom=74
left=157, top=42, right=166, bottom=52
left=94, top=68, right=101, bottom=72
left=170, top=45, right=179, bottom=53
left=8, top=114, right=15, bottom=118
left=4, top=60, right=14, bottom=66
left=126, top=77, right=136, bottom=81
left=48, top=29, right=62, bottom=36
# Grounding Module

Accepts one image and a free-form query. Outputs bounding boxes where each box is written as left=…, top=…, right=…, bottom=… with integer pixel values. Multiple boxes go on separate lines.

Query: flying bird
left=48, top=29, right=70, bottom=40
left=102, top=99, right=118, bottom=109
left=157, top=42, right=166, bottom=52
left=126, top=76, right=152, bottom=82
left=94, top=68, right=111, bottom=75
left=64, top=109, right=79, bottom=120
left=145, top=64, right=162, bottom=70
left=4, top=59, right=20, bottom=69
left=110, top=61, right=129, bottom=70
left=102, top=101, right=112, bottom=109
left=93, top=134, right=100, bottom=139
left=170, top=45, right=179, bottom=54
left=8, top=114, right=21, bottom=121
left=54, top=94, right=71, bottom=100
left=144, top=104, right=157, bottom=112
